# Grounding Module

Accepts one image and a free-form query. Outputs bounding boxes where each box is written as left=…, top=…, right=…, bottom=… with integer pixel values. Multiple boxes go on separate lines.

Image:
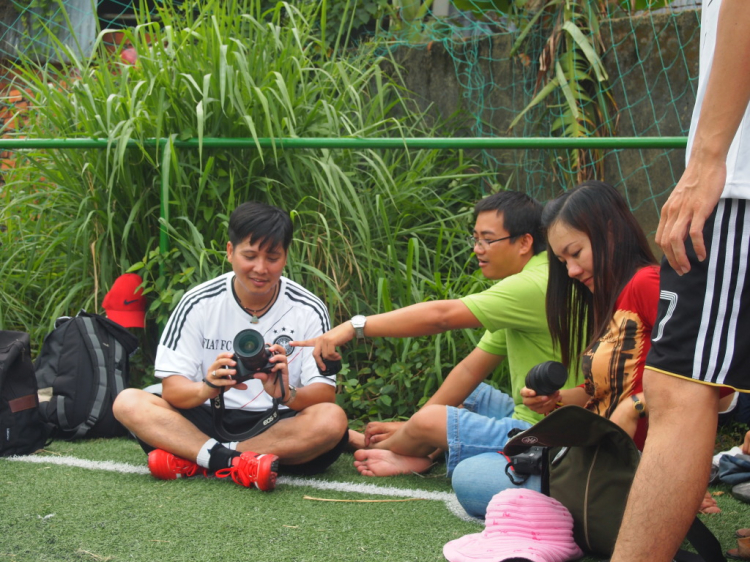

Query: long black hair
left=543, top=181, right=657, bottom=369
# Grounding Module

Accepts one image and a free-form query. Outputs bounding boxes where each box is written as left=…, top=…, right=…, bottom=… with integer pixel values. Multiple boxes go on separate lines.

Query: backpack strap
left=56, top=317, right=111, bottom=438
left=111, top=339, right=125, bottom=396
left=673, top=516, right=727, bottom=562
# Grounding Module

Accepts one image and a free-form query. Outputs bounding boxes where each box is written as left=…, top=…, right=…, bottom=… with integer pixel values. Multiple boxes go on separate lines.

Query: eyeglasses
left=467, top=234, right=518, bottom=249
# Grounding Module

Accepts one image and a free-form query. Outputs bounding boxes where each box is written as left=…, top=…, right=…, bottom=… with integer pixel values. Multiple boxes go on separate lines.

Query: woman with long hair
left=529, top=179, right=659, bottom=444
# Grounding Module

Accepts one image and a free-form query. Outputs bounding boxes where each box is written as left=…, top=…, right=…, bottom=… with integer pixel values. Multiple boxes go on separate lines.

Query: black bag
left=0, top=331, right=48, bottom=456
left=504, top=406, right=725, bottom=561
left=35, top=311, right=139, bottom=440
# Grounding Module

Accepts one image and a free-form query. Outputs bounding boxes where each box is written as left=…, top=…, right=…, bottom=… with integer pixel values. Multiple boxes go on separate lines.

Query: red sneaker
left=215, top=451, right=279, bottom=491
left=148, top=449, right=208, bottom=480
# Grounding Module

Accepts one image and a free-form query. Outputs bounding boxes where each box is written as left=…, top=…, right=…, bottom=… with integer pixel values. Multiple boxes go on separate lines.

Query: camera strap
left=210, top=372, right=287, bottom=442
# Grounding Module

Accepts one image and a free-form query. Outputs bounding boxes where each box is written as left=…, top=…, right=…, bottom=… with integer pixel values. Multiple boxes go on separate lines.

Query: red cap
left=102, top=273, right=146, bottom=328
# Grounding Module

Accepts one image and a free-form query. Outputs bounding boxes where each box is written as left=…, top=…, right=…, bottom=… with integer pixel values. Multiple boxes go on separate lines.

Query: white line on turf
left=5, top=455, right=481, bottom=523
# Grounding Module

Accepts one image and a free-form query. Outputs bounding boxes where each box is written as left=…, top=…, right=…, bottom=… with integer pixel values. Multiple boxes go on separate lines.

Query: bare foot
left=699, top=490, right=721, bottom=514
left=353, top=448, right=434, bottom=477
left=364, top=421, right=404, bottom=446
left=347, top=429, right=366, bottom=451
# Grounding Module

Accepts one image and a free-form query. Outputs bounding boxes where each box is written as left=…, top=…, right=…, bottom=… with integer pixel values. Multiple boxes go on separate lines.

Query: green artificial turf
left=0, top=438, right=747, bottom=562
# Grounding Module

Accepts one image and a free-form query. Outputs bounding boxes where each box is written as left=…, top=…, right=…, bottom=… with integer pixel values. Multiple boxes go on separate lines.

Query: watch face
left=351, top=315, right=366, bottom=328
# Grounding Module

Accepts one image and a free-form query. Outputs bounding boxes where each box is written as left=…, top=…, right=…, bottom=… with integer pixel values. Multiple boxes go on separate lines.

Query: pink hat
left=102, top=273, right=147, bottom=328
left=444, top=489, right=583, bottom=562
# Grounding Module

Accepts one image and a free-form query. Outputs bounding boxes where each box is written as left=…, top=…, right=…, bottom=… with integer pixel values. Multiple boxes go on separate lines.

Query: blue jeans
left=444, top=383, right=531, bottom=477
left=452, top=451, right=542, bottom=518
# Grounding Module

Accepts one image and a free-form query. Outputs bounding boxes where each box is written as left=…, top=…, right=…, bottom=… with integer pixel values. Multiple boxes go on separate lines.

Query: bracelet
left=544, top=401, right=563, bottom=416
left=203, top=377, right=221, bottom=389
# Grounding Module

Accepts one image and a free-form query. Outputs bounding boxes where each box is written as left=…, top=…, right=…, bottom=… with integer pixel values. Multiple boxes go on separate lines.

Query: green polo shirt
left=460, top=252, right=582, bottom=424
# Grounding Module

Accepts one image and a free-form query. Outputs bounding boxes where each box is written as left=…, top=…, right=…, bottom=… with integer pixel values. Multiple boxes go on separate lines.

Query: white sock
left=224, top=441, right=240, bottom=451
left=196, top=438, right=219, bottom=468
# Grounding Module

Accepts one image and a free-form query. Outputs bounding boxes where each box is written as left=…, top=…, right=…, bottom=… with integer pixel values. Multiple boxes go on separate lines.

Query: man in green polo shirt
left=292, top=190, right=581, bottom=478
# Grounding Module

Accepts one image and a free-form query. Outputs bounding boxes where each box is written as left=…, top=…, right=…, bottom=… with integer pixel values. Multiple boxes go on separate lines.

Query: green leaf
left=562, top=20, right=608, bottom=82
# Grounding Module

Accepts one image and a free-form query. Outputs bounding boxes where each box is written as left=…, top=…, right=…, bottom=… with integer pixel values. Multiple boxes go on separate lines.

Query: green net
left=369, top=0, right=701, bottom=237
left=0, top=0, right=701, bottom=236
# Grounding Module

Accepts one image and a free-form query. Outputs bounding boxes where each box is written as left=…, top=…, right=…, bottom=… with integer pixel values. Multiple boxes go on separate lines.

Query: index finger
left=290, top=338, right=316, bottom=347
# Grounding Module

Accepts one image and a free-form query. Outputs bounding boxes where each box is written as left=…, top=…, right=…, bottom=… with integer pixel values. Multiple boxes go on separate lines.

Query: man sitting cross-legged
left=293, top=191, right=582, bottom=479
left=114, top=202, right=348, bottom=490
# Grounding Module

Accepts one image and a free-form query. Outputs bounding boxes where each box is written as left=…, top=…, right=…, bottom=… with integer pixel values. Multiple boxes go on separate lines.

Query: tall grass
left=0, top=0, right=501, bottom=420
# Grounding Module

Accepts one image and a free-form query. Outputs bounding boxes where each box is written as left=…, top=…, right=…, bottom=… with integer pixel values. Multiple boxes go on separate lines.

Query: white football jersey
left=688, top=0, right=750, bottom=200
left=155, top=273, right=334, bottom=410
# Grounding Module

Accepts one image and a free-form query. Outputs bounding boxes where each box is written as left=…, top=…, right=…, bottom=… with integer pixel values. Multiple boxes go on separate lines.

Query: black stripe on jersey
left=285, top=283, right=331, bottom=332
left=285, top=287, right=330, bottom=333
left=162, top=277, right=227, bottom=350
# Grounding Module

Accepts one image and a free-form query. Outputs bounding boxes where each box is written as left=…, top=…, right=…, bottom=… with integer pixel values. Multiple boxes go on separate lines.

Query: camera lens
left=232, top=329, right=273, bottom=381
left=525, top=361, right=568, bottom=396
left=234, top=329, right=265, bottom=358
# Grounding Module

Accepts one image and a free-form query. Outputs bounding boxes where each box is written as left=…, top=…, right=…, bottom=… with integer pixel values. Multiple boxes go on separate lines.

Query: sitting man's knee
left=112, top=388, right=149, bottom=422
left=304, top=402, right=348, bottom=436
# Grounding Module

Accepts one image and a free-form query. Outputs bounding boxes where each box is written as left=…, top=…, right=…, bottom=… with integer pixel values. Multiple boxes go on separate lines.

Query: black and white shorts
left=646, top=198, right=750, bottom=392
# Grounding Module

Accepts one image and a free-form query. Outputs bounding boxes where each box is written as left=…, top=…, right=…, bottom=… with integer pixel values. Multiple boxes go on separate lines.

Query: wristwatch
left=631, top=395, right=646, bottom=418
left=282, top=384, right=297, bottom=406
left=350, top=315, right=367, bottom=339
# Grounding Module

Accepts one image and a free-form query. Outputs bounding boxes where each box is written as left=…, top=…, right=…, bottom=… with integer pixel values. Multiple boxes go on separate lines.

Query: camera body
left=525, top=360, right=568, bottom=397
left=230, top=329, right=275, bottom=383
left=228, top=328, right=343, bottom=383
left=509, top=446, right=546, bottom=476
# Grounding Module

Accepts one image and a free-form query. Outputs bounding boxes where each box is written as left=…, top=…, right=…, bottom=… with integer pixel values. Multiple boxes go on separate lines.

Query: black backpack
left=504, top=406, right=725, bottom=561
left=35, top=311, right=139, bottom=440
left=0, top=331, right=49, bottom=456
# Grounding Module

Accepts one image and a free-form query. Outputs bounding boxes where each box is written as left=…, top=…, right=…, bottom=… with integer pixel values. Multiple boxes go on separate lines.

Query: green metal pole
left=0, top=136, right=689, bottom=150
left=159, top=138, right=172, bottom=279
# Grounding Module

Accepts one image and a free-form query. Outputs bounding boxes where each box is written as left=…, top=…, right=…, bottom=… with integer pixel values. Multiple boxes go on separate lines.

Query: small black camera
left=509, top=446, right=545, bottom=476
left=525, top=360, right=568, bottom=397
left=228, top=328, right=343, bottom=383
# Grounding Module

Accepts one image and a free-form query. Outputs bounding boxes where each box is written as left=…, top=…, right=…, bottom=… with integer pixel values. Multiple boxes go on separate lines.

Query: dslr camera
left=228, top=328, right=342, bottom=383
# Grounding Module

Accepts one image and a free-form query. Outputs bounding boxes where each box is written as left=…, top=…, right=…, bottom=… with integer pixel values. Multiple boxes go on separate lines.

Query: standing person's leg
left=611, top=371, right=719, bottom=561
left=613, top=199, right=750, bottom=560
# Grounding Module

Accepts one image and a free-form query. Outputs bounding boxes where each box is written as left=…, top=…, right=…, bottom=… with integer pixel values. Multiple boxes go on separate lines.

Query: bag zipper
left=583, top=444, right=601, bottom=552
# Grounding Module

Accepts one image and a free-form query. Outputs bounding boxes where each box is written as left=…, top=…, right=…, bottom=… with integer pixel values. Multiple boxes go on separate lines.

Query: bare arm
left=363, top=347, right=504, bottom=446
left=292, top=299, right=481, bottom=369
left=161, top=351, right=244, bottom=409
left=424, top=347, right=505, bottom=408
left=609, top=392, right=645, bottom=439
left=657, top=0, right=750, bottom=273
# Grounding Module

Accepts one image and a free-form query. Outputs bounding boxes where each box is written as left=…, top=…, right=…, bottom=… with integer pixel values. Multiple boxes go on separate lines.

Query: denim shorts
left=444, top=382, right=532, bottom=476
